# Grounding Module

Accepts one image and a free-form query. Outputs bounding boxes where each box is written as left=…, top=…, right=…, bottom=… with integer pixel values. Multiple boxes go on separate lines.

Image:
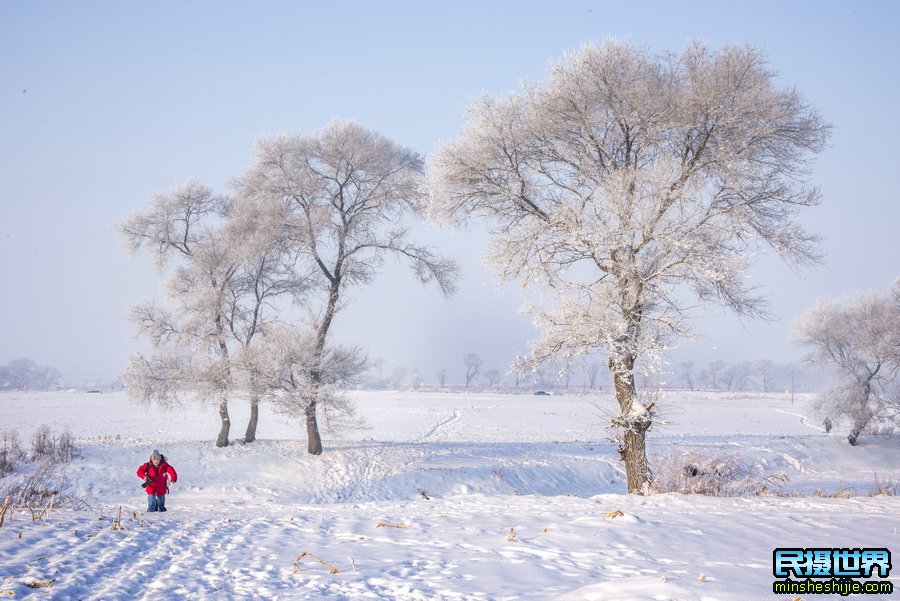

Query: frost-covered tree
left=120, top=181, right=237, bottom=447
left=726, top=361, right=752, bottom=391
left=428, top=41, right=829, bottom=493
left=584, top=359, right=603, bottom=390
left=408, top=369, right=423, bottom=391
left=703, top=360, right=728, bottom=391
left=483, top=368, right=501, bottom=388
left=676, top=361, right=696, bottom=391
left=387, top=367, right=407, bottom=390
left=435, top=368, right=447, bottom=388
left=751, top=359, right=778, bottom=393
left=120, top=181, right=305, bottom=446
left=559, top=359, right=575, bottom=389
left=234, top=120, right=458, bottom=454
left=794, top=281, right=900, bottom=445
left=463, top=353, right=482, bottom=389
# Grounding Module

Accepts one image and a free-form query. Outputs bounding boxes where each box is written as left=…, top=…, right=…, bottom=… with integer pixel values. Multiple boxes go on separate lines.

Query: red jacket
left=137, top=459, right=177, bottom=496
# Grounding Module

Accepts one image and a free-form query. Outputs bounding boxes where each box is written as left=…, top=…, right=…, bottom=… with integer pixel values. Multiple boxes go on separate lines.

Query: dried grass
left=376, top=521, right=408, bottom=529
left=867, top=475, right=898, bottom=496
left=652, top=452, right=789, bottom=497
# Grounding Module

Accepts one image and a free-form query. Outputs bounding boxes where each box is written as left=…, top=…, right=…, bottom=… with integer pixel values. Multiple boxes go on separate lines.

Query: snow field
left=0, top=390, right=897, bottom=599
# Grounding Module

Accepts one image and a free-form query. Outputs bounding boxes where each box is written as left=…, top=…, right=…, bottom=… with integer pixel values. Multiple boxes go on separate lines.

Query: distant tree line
left=357, top=353, right=820, bottom=394
left=670, top=359, right=819, bottom=393
left=0, top=358, right=61, bottom=391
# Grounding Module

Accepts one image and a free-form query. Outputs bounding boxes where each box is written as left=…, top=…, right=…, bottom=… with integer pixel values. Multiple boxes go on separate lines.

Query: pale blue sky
left=1, top=1, right=898, bottom=385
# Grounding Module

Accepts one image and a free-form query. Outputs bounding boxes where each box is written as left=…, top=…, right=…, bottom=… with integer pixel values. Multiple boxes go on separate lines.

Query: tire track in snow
left=417, top=410, right=461, bottom=442
left=774, top=408, right=825, bottom=432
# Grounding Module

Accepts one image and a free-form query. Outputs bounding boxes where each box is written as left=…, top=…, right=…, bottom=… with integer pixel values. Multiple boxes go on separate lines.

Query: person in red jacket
left=137, top=449, right=178, bottom=512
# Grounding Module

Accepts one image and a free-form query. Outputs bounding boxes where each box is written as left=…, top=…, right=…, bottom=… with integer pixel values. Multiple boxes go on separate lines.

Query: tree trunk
left=244, top=395, right=259, bottom=443
left=305, top=400, right=323, bottom=455
left=610, top=353, right=652, bottom=494
left=847, top=384, right=873, bottom=446
left=622, top=424, right=651, bottom=493
left=301, top=277, right=340, bottom=456
left=216, top=397, right=231, bottom=447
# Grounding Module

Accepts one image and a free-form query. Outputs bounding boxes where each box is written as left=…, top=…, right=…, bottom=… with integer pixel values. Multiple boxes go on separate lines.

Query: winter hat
left=150, top=449, right=161, bottom=461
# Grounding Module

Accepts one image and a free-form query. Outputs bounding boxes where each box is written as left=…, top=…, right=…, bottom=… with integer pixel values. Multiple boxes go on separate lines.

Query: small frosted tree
left=435, top=368, right=447, bottom=388
left=585, top=359, right=603, bottom=391
left=428, top=40, right=829, bottom=493
left=704, top=360, right=728, bottom=391
left=483, top=368, right=501, bottom=388
left=239, top=324, right=366, bottom=439
left=677, top=361, right=696, bottom=391
left=234, top=120, right=458, bottom=454
left=463, top=353, right=482, bottom=389
left=794, top=281, right=900, bottom=445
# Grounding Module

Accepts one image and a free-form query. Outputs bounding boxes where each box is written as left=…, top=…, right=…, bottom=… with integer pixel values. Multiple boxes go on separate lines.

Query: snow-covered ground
left=0, top=390, right=897, bottom=600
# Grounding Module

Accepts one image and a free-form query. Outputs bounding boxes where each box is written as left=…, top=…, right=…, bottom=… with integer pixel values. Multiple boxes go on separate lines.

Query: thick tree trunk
left=216, top=397, right=231, bottom=447
left=305, top=400, right=323, bottom=455
left=621, top=421, right=651, bottom=493
left=244, top=396, right=259, bottom=443
left=610, top=353, right=652, bottom=494
left=847, top=387, right=873, bottom=446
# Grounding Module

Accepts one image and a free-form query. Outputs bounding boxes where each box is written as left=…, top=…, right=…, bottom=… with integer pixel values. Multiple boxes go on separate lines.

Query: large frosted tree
left=428, top=41, right=829, bottom=493
left=235, top=120, right=458, bottom=455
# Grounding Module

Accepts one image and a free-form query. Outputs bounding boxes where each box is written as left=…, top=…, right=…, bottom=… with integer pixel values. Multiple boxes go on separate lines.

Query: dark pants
left=147, top=494, right=167, bottom=512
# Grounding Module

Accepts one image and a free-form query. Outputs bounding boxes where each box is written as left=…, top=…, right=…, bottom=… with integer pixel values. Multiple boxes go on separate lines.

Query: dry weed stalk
left=0, top=496, right=9, bottom=528
left=606, top=509, right=625, bottom=519
left=293, top=551, right=339, bottom=574
left=130, top=511, right=151, bottom=527
left=376, top=521, right=408, bottom=529
left=507, top=528, right=518, bottom=542
left=111, top=505, right=125, bottom=530
left=30, top=495, right=56, bottom=522
left=26, top=579, right=56, bottom=589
